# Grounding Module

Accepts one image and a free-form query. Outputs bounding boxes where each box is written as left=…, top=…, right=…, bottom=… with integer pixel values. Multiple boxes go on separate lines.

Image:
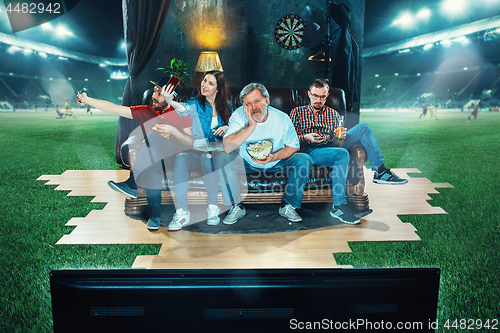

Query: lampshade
left=194, top=51, right=223, bottom=72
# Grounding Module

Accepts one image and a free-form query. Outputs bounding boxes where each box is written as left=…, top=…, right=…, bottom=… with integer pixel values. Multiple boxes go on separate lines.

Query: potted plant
left=158, top=58, right=189, bottom=86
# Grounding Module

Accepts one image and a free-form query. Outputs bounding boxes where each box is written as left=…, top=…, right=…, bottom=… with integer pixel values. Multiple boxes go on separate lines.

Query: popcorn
left=247, top=140, right=273, bottom=160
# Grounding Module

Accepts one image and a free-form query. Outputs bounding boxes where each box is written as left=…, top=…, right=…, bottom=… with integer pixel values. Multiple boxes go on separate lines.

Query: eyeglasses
left=310, top=93, right=328, bottom=100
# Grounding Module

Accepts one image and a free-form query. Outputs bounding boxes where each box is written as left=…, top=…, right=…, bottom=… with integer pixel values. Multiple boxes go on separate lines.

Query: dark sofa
left=119, top=86, right=369, bottom=214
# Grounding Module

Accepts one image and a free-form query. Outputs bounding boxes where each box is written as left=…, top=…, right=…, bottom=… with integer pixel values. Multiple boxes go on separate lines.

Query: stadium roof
left=0, top=31, right=127, bottom=66
left=363, top=15, right=500, bottom=58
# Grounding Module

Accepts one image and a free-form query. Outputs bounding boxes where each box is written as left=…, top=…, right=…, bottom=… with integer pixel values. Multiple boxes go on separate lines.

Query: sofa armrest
left=120, top=134, right=144, bottom=169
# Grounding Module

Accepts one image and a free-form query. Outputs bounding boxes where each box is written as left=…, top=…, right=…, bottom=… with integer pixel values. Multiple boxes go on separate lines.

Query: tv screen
left=50, top=268, right=440, bottom=332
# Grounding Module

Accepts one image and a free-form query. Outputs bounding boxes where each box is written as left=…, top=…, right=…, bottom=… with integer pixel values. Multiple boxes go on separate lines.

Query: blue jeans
left=132, top=132, right=188, bottom=207
left=174, top=150, right=219, bottom=210
left=215, top=151, right=313, bottom=209
left=303, top=144, right=349, bottom=206
left=343, top=123, right=384, bottom=170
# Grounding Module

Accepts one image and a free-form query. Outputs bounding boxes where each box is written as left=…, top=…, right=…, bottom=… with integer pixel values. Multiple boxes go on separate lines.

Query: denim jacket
left=178, top=98, right=226, bottom=141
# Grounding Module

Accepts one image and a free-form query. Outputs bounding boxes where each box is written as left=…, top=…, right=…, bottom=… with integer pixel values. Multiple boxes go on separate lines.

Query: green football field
left=0, top=110, right=498, bottom=331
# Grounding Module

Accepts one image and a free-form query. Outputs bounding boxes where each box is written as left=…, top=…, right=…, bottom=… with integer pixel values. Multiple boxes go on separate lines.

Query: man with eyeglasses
left=214, top=82, right=313, bottom=225
left=290, top=79, right=407, bottom=225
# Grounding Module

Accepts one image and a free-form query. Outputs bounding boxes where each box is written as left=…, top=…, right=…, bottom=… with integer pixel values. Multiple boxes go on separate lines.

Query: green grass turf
left=0, top=110, right=498, bottom=331
left=336, top=111, right=500, bottom=329
left=0, top=111, right=162, bottom=332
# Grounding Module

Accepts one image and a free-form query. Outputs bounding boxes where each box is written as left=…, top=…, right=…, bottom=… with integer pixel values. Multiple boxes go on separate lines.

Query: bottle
left=334, top=116, right=344, bottom=147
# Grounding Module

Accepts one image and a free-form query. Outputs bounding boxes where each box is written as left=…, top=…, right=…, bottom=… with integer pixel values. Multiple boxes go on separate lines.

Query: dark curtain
left=115, top=0, right=171, bottom=165
left=329, top=3, right=360, bottom=113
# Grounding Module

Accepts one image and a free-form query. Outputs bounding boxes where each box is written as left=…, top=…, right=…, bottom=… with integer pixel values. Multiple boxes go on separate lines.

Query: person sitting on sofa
left=107, top=77, right=182, bottom=198
left=75, top=78, right=193, bottom=231
left=161, top=70, right=232, bottom=231
left=214, top=83, right=313, bottom=224
left=290, top=79, right=407, bottom=225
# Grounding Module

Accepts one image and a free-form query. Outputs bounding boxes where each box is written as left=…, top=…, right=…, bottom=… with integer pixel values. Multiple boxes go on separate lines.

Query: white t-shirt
left=224, top=105, right=299, bottom=169
left=211, top=116, right=218, bottom=130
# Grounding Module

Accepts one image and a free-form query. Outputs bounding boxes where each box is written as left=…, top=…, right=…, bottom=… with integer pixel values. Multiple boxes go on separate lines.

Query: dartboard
left=274, top=13, right=306, bottom=50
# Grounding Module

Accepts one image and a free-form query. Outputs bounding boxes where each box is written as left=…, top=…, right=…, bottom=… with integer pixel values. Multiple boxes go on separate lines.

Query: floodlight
left=443, top=0, right=459, bottom=11
left=23, top=49, right=33, bottom=55
left=110, top=69, right=129, bottom=80
left=56, top=25, right=74, bottom=37
left=41, top=22, right=53, bottom=31
left=399, top=48, right=410, bottom=53
left=58, top=56, right=68, bottom=60
left=8, top=46, right=21, bottom=54
left=463, top=67, right=468, bottom=70
left=442, top=0, right=466, bottom=16
left=85, top=78, right=88, bottom=81
left=395, top=73, right=399, bottom=76
left=38, top=52, right=47, bottom=58
left=423, top=43, right=434, bottom=50
left=453, top=36, right=470, bottom=45
left=393, top=12, right=414, bottom=28
left=417, top=73, right=421, bottom=76
left=416, top=8, right=431, bottom=20
left=441, top=39, right=452, bottom=47
left=99, top=63, right=107, bottom=67
left=375, top=74, right=379, bottom=77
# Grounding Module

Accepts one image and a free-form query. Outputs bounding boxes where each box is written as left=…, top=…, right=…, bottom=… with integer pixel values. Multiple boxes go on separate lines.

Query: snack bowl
left=246, top=139, right=273, bottom=160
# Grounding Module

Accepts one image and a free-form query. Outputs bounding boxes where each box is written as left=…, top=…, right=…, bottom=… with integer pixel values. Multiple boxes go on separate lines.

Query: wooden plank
left=38, top=168, right=451, bottom=269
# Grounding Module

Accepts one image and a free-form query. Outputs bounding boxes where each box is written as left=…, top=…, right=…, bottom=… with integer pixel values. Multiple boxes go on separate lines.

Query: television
left=50, top=268, right=440, bottom=332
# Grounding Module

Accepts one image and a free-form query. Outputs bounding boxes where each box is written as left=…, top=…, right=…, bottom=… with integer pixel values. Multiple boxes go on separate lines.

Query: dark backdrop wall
left=132, top=0, right=364, bottom=103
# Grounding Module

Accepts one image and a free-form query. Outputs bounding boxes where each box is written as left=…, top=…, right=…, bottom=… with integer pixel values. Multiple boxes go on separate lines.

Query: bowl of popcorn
left=246, top=139, right=273, bottom=160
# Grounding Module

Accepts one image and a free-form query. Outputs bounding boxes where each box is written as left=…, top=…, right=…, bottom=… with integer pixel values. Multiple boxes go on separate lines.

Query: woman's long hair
left=196, top=70, right=231, bottom=124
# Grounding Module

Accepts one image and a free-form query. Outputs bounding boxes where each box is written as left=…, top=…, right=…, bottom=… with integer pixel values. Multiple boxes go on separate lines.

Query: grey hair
left=239, top=83, right=269, bottom=103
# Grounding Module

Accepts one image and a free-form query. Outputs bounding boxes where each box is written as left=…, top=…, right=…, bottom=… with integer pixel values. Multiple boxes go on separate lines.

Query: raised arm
left=76, top=92, right=133, bottom=119
left=161, top=84, right=186, bottom=113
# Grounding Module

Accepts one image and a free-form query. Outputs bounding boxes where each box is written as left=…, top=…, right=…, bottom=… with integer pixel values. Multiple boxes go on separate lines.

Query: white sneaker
left=168, top=208, right=190, bottom=231
left=207, top=204, right=220, bottom=226
left=279, top=204, right=302, bottom=222
left=223, top=204, right=246, bottom=225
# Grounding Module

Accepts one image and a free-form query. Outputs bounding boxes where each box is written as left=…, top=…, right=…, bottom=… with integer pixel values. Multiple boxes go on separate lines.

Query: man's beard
left=153, top=99, right=168, bottom=111
left=312, top=102, right=323, bottom=111
left=251, top=108, right=267, bottom=122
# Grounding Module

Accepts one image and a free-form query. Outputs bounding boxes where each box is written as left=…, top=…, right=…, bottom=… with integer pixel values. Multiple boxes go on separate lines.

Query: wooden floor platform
left=37, top=167, right=453, bottom=269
